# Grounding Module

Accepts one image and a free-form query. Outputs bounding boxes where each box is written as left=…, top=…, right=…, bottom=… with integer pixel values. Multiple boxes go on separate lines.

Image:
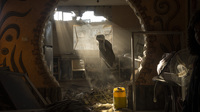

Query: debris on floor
left=60, top=80, right=131, bottom=112
left=46, top=99, right=91, bottom=112
left=92, top=103, right=114, bottom=112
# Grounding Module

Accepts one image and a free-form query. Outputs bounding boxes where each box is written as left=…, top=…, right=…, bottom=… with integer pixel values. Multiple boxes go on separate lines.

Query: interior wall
left=53, top=5, right=142, bottom=57
left=111, top=5, right=141, bottom=30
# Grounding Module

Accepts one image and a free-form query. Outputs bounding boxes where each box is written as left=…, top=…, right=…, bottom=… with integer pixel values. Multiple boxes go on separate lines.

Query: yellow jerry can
left=113, top=87, right=126, bottom=110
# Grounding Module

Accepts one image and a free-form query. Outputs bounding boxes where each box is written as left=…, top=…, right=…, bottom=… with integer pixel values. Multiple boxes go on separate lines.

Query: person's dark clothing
left=98, top=40, right=115, bottom=68
left=183, top=57, right=200, bottom=112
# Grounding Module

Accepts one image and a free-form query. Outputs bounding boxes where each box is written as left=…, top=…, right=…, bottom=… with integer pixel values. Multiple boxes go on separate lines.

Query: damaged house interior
left=0, top=0, right=199, bottom=112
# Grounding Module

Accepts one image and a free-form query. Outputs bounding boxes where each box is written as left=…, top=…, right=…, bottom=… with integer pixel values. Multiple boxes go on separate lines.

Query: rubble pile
left=62, top=81, right=131, bottom=111
left=46, top=99, right=91, bottom=112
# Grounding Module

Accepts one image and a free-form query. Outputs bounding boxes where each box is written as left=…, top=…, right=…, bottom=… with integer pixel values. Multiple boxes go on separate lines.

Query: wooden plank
left=23, top=74, right=48, bottom=106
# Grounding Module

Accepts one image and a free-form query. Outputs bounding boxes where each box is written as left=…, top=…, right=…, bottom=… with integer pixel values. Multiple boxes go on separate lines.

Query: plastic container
left=113, top=87, right=126, bottom=110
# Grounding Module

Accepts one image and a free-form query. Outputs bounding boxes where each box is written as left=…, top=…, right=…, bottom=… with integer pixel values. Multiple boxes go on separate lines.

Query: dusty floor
left=59, top=79, right=132, bottom=112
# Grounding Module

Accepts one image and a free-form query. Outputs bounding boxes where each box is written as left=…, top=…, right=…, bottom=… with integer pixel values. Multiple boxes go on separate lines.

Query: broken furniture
left=60, top=54, right=86, bottom=80
left=71, top=59, right=86, bottom=79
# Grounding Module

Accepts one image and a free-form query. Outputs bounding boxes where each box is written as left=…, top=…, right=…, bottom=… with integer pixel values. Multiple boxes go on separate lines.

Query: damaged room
left=0, top=0, right=199, bottom=112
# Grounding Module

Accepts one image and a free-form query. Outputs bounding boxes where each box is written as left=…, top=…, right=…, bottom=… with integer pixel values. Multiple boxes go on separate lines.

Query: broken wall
left=127, top=0, right=188, bottom=110
left=128, top=0, right=188, bottom=85
left=0, top=0, right=61, bottom=102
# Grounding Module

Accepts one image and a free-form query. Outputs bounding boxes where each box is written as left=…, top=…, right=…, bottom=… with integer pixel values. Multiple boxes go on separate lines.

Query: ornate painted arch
left=0, top=0, right=60, bottom=102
